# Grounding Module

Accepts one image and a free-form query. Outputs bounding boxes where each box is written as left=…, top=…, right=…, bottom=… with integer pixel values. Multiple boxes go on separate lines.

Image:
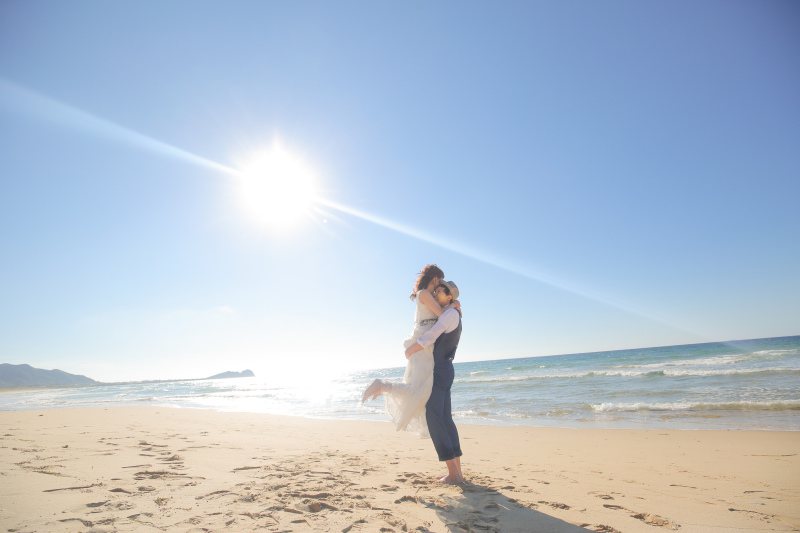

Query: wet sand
left=1, top=406, right=798, bottom=532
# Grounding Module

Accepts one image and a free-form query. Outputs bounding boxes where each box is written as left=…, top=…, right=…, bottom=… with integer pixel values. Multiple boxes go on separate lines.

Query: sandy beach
left=0, top=407, right=797, bottom=533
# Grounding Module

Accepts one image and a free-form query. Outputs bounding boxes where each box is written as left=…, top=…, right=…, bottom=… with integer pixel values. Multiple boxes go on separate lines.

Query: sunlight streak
left=0, top=78, right=238, bottom=178
left=316, top=198, right=690, bottom=333
left=0, top=78, right=694, bottom=336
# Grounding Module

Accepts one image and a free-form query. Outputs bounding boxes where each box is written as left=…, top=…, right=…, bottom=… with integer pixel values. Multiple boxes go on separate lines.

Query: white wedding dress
left=382, top=292, right=437, bottom=437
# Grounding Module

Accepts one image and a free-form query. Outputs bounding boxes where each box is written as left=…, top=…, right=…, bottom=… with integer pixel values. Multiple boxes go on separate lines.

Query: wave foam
left=455, top=366, right=798, bottom=383
left=591, top=400, right=800, bottom=413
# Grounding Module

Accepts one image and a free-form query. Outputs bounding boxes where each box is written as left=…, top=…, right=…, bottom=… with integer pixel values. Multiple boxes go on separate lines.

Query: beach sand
left=1, top=407, right=797, bottom=532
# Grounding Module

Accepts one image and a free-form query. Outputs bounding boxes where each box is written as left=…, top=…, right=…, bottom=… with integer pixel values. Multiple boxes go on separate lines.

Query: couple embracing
left=362, top=264, right=464, bottom=484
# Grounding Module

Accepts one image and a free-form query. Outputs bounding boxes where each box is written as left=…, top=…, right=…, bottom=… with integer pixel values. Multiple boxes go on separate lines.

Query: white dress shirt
left=416, top=308, right=460, bottom=349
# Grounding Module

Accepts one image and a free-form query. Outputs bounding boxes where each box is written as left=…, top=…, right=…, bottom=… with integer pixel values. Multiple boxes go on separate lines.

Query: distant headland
left=0, top=363, right=255, bottom=389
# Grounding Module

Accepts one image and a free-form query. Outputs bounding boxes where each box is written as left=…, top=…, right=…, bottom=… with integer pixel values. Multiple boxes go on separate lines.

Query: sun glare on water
left=238, top=145, right=318, bottom=231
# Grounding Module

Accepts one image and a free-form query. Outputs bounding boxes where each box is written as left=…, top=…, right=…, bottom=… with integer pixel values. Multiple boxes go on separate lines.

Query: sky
left=0, top=1, right=798, bottom=383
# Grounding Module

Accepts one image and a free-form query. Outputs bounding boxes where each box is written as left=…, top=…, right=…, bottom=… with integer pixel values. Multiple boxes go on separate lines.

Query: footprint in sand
left=539, top=500, right=571, bottom=510
left=603, top=503, right=679, bottom=530
left=589, top=491, right=616, bottom=500
left=582, top=524, right=622, bottom=533
left=633, top=512, right=679, bottom=529
left=86, top=500, right=109, bottom=508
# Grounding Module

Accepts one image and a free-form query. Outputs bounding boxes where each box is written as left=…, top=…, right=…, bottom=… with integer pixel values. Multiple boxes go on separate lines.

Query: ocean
left=2, top=335, right=798, bottom=431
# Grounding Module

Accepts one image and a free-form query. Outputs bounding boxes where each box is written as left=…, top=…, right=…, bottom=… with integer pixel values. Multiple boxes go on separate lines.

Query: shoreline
left=2, top=396, right=798, bottom=433
left=0, top=385, right=92, bottom=394
left=2, top=387, right=798, bottom=432
left=1, top=406, right=798, bottom=532
left=0, top=375, right=252, bottom=393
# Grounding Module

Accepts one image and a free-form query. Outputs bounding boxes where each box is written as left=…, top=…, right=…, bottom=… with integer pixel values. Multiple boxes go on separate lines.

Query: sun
left=237, top=145, right=318, bottom=231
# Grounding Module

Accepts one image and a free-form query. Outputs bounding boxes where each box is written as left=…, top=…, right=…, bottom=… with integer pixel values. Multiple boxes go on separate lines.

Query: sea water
left=2, top=335, right=798, bottom=431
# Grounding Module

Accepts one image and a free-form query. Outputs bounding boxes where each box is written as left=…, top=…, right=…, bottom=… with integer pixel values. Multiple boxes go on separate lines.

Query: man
left=405, top=280, right=463, bottom=484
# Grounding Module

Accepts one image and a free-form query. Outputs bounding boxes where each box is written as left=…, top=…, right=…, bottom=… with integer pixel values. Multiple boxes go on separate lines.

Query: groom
left=405, top=280, right=463, bottom=484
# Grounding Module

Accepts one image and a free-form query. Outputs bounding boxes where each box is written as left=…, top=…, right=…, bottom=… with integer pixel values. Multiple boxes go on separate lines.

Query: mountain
left=0, top=364, right=256, bottom=388
left=205, top=369, right=255, bottom=380
left=0, top=363, right=98, bottom=388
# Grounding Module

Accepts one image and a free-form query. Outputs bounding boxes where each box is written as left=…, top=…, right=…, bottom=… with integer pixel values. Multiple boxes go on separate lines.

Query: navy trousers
left=426, top=361, right=462, bottom=462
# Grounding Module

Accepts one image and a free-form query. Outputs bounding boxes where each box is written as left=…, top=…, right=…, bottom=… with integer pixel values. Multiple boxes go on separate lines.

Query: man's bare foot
left=361, top=379, right=383, bottom=403
left=437, top=473, right=464, bottom=485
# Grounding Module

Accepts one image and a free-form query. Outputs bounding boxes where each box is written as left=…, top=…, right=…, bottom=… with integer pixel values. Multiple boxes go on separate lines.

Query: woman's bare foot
left=361, top=379, right=383, bottom=403
left=437, top=473, right=463, bottom=485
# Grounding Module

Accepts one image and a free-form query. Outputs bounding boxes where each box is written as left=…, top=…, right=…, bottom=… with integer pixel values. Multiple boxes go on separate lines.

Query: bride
left=361, top=264, right=460, bottom=437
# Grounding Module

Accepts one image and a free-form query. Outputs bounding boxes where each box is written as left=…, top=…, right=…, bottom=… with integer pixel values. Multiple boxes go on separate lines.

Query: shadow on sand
left=425, top=480, right=596, bottom=533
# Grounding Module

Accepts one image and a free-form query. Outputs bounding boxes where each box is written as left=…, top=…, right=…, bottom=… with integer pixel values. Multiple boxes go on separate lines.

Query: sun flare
left=238, top=145, right=317, bottom=230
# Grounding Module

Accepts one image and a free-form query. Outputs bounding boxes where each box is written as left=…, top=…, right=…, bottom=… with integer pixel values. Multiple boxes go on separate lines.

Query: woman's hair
left=411, top=264, right=445, bottom=300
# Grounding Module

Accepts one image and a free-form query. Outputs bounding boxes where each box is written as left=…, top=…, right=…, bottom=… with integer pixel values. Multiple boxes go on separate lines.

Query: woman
left=361, top=264, right=459, bottom=437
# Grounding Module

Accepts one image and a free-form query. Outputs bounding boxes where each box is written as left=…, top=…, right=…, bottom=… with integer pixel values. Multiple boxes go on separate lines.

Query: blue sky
left=1, top=1, right=798, bottom=382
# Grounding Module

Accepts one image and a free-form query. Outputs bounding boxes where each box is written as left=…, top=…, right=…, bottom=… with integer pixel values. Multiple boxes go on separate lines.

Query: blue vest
left=432, top=318, right=462, bottom=365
